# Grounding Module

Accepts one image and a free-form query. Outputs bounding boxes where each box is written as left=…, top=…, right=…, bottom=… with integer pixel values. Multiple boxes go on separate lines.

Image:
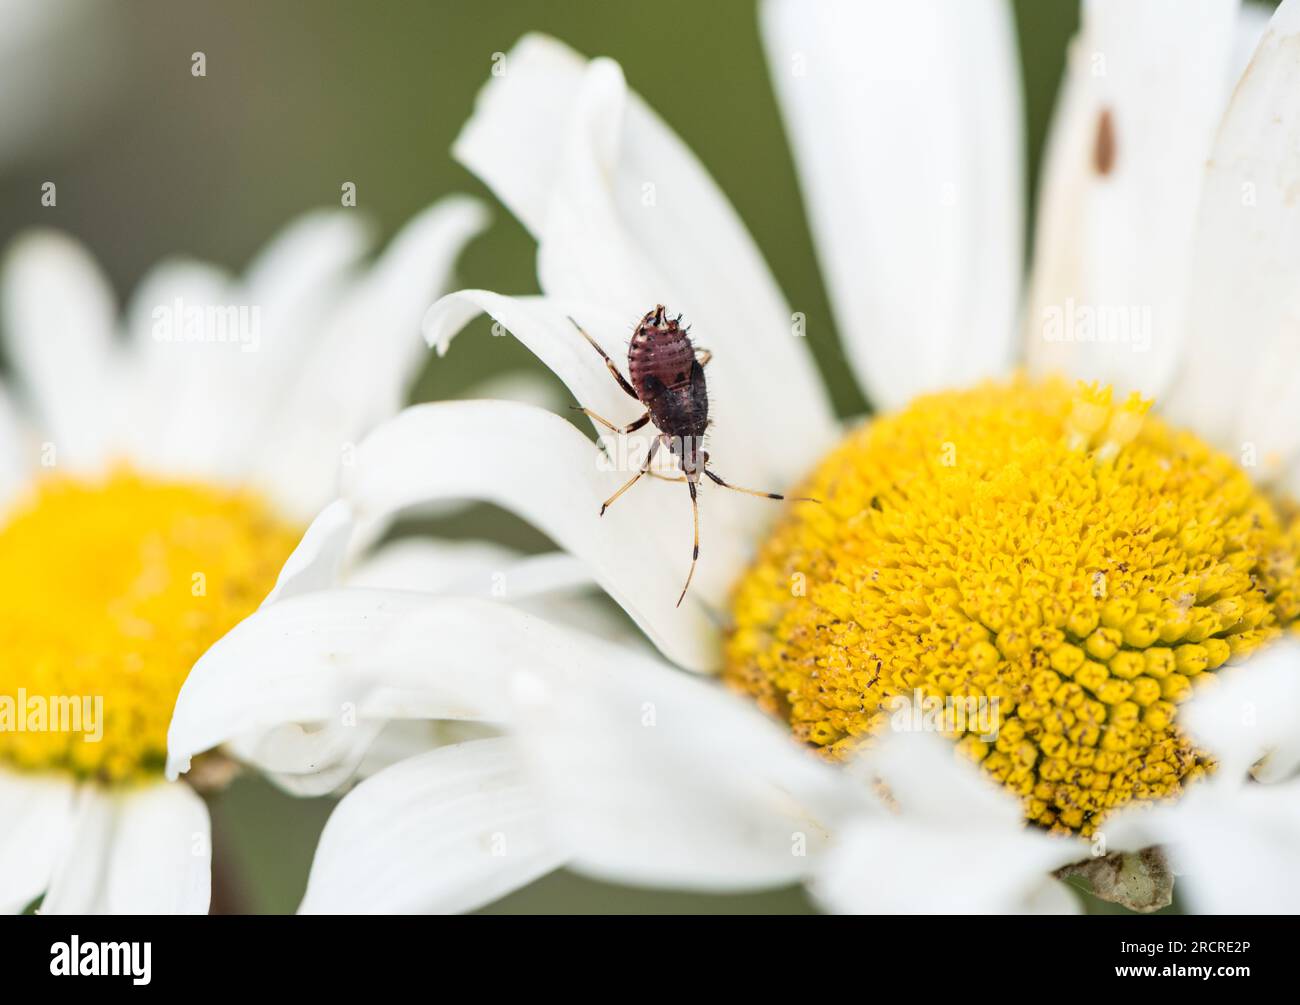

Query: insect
left=569, top=304, right=815, bottom=607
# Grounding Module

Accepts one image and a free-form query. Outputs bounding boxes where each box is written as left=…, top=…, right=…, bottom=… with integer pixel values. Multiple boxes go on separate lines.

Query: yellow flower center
left=725, top=378, right=1300, bottom=835
left=0, top=468, right=300, bottom=784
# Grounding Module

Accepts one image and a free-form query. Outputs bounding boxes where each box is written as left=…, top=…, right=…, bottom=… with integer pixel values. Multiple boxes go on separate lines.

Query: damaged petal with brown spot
left=1094, top=106, right=1117, bottom=176
left=724, top=378, right=1300, bottom=835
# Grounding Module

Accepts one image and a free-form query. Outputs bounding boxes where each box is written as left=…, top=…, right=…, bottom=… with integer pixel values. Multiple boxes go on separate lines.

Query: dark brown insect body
left=628, top=305, right=710, bottom=477
left=570, top=305, right=813, bottom=607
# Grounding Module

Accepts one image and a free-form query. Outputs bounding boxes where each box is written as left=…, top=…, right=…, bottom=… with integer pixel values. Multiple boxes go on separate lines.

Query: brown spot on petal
left=1094, top=107, right=1117, bottom=176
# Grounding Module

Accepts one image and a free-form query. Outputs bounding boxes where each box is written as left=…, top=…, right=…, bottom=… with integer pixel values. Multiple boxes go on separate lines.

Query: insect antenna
left=703, top=468, right=821, bottom=504
left=676, top=479, right=700, bottom=608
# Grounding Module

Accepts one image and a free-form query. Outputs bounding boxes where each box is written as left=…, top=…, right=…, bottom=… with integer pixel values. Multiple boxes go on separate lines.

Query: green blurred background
left=1, top=0, right=1133, bottom=912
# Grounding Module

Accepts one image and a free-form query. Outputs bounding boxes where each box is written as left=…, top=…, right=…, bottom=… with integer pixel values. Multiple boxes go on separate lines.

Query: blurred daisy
left=0, top=0, right=120, bottom=170
left=0, top=196, right=485, bottom=913
left=171, top=0, right=1300, bottom=913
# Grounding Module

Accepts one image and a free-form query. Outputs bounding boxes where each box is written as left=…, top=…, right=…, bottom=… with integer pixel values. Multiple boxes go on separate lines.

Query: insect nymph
left=570, top=304, right=812, bottom=607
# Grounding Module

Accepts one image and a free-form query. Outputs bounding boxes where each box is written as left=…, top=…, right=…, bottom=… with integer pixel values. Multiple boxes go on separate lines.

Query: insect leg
left=571, top=408, right=650, bottom=435
left=676, top=479, right=700, bottom=608
left=645, top=449, right=688, bottom=483
left=599, top=435, right=662, bottom=516
left=694, top=348, right=713, bottom=368
left=704, top=468, right=820, bottom=503
left=568, top=316, right=640, bottom=400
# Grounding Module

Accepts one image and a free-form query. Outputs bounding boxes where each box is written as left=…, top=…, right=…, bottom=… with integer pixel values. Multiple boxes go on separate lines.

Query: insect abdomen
left=627, top=305, right=698, bottom=394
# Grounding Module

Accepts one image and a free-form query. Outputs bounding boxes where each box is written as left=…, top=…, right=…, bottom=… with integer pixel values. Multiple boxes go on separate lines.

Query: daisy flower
left=0, top=196, right=485, bottom=913
left=171, top=0, right=1300, bottom=913
left=0, top=0, right=115, bottom=171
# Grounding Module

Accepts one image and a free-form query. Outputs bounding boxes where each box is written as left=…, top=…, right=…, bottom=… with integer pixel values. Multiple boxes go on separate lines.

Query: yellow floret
left=0, top=468, right=300, bottom=784
left=725, top=377, right=1300, bottom=835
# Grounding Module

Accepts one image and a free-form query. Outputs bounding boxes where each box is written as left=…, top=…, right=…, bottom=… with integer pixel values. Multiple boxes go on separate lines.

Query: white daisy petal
left=1100, top=764, right=1300, bottom=913
left=1181, top=641, right=1300, bottom=783
left=182, top=509, right=604, bottom=797
left=425, top=292, right=646, bottom=438
left=183, top=210, right=376, bottom=486
left=483, top=551, right=593, bottom=597
left=299, top=738, right=562, bottom=914
left=814, top=731, right=1083, bottom=914
left=226, top=720, right=388, bottom=798
left=41, top=782, right=210, bottom=914
left=0, top=770, right=75, bottom=913
left=40, top=786, right=115, bottom=914
left=1171, top=779, right=1300, bottom=913
left=1232, top=2, right=1278, bottom=84
left=0, top=386, right=32, bottom=510
left=249, top=198, right=488, bottom=520
left=514, top=591, right=642, bottom=649
left=344, top=536, right=521, bottom=593
left=119, top=258, right=240, bottom=478
left=240, top=208, right=374, bottom=356
left=263, top=498, right=353, bottom=605
left=864, top=722, right=1023, bottom=830
left=180, top=590, right=857, bottom=895
left=1165, top=0, right=1300, bottom=469
left=1023, top=879, right=1088, bottom=914
left=872, top=732, right=1089, bottom=871
left=451, top=34, right=584, bottom=236
left=351, top=719, right=457, bottom=780
left=103, top=782, right=211, bottom=915
left=1027, top=0, right=1240, bottom=398
left=343, top=400, right=721, bottom=670
left=1, top=230, right=119, bottom=469
left=762, top=0, right=1024, bottom=411
left=347, top=533, right=594, bottom=601
left=467, top=614, right=868, bottom=892
left=426, top=291, right=794, bottom=567
left=347, top=536, right=621, bottom=643
left=816, top=816, right=1081, bottom=915
left=456, top=369, right=567, bottom=413
left=166, top=588, right=474, bottom=781
left=228, top=538, right=591, bottom=798
left=361, top=544, right=589, bottom=599
left=369, top=599, right=863, bottom=892
left=454, top=33, right=837, bottom=486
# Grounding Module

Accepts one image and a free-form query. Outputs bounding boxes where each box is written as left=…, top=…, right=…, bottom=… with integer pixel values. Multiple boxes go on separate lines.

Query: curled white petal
left=455, top=33, right=837, bottom=487
left=263, top=498, right=354, bottom=605
left=342, top=400, right=722, bottom=670
left=166, top=588, right=479, bottom=781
